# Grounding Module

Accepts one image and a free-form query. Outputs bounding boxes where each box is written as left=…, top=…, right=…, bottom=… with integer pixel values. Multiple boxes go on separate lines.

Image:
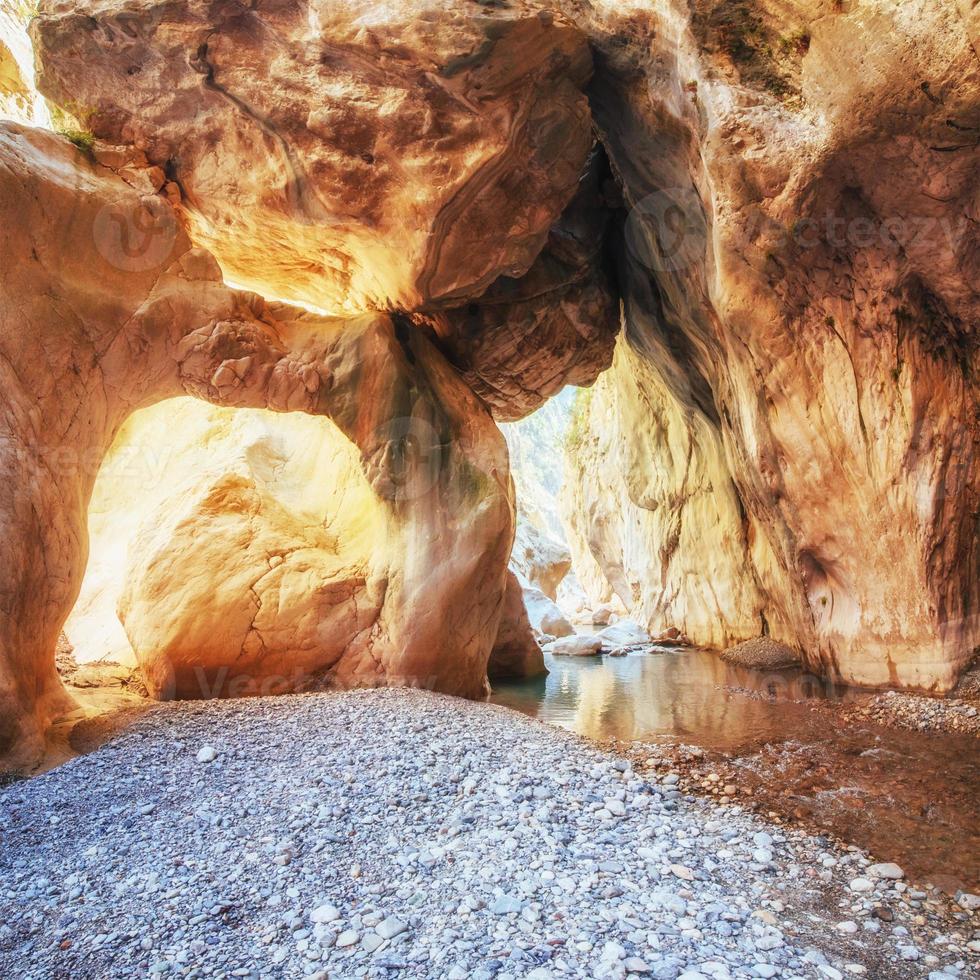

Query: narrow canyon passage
left=0, top=1, right=977, bottom=978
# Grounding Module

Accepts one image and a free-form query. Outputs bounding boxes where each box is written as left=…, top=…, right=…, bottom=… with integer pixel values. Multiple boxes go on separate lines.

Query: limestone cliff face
left=560, top=0, right=979, bottom=691
left=0, top=7, right=49, bottom=128
left=488, top=571, right=547, bottom=681
left=561, top=340, right=767, bottom=650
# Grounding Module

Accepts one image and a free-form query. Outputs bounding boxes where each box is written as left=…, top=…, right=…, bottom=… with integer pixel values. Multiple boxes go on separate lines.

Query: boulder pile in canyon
left=0, top=0, right=976, bottom=771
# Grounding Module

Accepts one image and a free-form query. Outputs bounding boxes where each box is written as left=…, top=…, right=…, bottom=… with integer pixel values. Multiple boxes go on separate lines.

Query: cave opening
left=57, top=398, right=387, bottom=708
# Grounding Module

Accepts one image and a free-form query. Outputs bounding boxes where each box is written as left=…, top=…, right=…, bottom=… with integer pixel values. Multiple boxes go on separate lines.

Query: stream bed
left=492, top=647, right=979, bottom=895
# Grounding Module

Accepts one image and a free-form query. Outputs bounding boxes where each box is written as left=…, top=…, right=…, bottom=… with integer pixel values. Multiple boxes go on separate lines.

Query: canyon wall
left=561, top=339, right=768, bottom=649
left=561, top=0, right=979, bottom=690
left=4, top=0, right=616, bottom=770
left=31, top=0, right=595, bottom=315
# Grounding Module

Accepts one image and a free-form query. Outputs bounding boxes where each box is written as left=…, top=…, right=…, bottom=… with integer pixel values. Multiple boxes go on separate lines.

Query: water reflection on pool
left=492, top=647, right=859, bottom=751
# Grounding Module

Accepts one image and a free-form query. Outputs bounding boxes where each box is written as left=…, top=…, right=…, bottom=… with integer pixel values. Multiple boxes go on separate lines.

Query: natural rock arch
left=0, top=123, right=516, bottom=771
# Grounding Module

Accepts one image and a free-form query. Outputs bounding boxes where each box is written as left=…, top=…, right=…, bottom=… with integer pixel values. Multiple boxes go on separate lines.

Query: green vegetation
left=57, top=127, right=96, bottom=154
left=564, top=387, right=594, bottom=456
left=689, top=0, right=810, bottom=105
left=48, top=102, right=98, bottom=156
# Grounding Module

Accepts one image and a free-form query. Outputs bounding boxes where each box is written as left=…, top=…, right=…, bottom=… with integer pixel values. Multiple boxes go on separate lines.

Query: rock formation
left=419, top=150, right=620, bottom=421
left=511, top=521, right=572, bottom=602
left=1, top=0, right=976, bottom=775
left=31, top=0, right=594, bottom=315
left=487, top=572, right=547, bottom=681
left=0, top=7, right=48, bottom=128
left=560, top=0, right=979, bottom=691
left=523, top=587, right=575, bottom=640
left=0, top=122, right=514, bottom=770
left=561, top=351, right=764, bottom=650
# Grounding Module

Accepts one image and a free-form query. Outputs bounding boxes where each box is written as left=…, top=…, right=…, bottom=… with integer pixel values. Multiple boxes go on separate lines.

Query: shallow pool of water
left=492, top=648, right=980, bottom=893
left=492, top=646, right=860, bottom=749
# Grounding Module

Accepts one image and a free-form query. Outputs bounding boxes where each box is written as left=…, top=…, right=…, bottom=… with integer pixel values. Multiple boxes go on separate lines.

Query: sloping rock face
left=0, top=122, right=513, bottom=770
left=561, top=344, right=768, bottom=649
left=0, top=38, right=30, bottom=123
left=487, top=572, right=546, bottom=681
left=0, top=8, right=49, bottom=128
left=561, top=0, right=979, bottom=691
left=511, top=521, right=572, bottom=601
left=32, top=0, right=594, bottom=315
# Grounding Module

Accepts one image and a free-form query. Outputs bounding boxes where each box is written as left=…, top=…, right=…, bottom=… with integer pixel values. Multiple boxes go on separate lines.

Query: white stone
left=868, top=863, right=903, bottom=880
left=956, top=891, right=980, bottom=911
left=376, top=917, right=408, bottom=940
left=490, top=895, right=522, bottom=915
left=548, top=634, right=603, bottom=657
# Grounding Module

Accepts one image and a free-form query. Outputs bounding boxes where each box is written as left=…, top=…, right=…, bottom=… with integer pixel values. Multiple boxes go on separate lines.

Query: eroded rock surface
left=3, top=0, right=977, bottom=792
left=510, top=521, right=572, bottom=602
left=487, top=571, right=546, bottom=681
left=523, top=587, right=574, bottom=640
left=420, top=151, right=620, bottom=420
left=0, top=7, right=49, bottom=128
left=0, top=122, right=513, bottom=771
left=32, top=0, right=594, bottom=314
left=559, top=0, right=979, bottom=691
left=562, top=343, right=767, bottom=651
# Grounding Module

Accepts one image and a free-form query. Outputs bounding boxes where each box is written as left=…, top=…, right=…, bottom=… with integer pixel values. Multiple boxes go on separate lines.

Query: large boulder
left=110, top=312, right=515, bottom=702
left=510, top=520, right=572, bottom=602
left=595, top=620, right=650, bottom=652
left=32, top=0, right=594, bottom=314
left=522, top=586, right=575, bottom=639
left=548, top=634, right=602, bottom=658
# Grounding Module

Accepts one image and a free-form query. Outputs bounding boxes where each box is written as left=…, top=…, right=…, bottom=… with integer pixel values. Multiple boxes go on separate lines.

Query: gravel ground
left=837, top=691, right=980, bottom=738
left=0, top=689, right=977, bottom=980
